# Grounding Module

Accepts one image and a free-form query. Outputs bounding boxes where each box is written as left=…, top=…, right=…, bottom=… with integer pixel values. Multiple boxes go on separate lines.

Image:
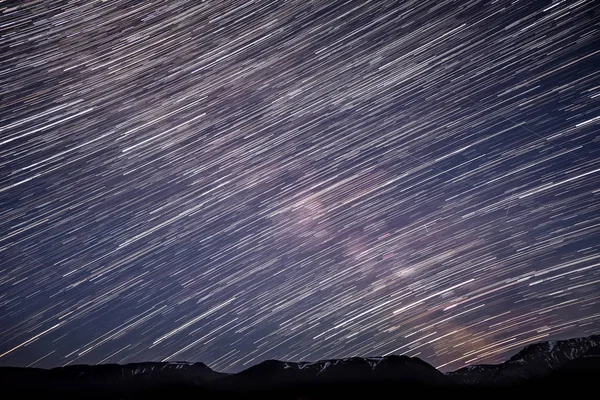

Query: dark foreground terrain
left=1, top=335, right=598, bottom=399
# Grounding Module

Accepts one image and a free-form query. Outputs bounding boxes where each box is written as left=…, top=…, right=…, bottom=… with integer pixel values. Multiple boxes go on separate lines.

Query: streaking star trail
left=0, top=0, right=599, bottom=373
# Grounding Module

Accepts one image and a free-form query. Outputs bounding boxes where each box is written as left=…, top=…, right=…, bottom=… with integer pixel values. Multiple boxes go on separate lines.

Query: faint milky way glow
left=0, top=0, right=599, bottom=373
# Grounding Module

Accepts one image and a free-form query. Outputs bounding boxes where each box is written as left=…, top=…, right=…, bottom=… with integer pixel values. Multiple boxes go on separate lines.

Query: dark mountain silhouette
left=215, top=355, right=448, bottom=390
left=1, top=334, right=598, bottom=399
left=447, top=334, right=600, bottom=385
left=0, top=361, right=226, bottom=391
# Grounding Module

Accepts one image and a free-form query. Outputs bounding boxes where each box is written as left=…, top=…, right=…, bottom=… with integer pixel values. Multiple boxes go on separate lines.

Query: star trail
left=1, top=0, right=599, bottom=373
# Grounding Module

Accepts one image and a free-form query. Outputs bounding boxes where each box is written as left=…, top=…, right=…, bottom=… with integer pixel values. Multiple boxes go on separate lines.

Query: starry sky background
left=1, top=0, right=599, bottom=373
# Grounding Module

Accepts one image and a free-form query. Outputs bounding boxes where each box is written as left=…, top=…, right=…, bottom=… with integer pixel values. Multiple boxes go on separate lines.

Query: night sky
left=1, top=0, right=599, bottom=373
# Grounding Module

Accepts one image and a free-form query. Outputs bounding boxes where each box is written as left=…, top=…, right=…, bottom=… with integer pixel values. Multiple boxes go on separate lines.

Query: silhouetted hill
left=1, top=334, right=598, bottom=399
left=215, top=355, right=448, bottom=391
left=0, top=361, right=226, bottom=392
left=447, top=334, right=600, bottom=385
